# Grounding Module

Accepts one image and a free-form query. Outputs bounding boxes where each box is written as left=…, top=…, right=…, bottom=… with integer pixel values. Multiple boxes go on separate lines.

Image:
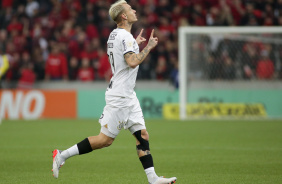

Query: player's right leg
left=52, top=128, right=115, bottom=178
left=127, top=96, right=177, bottom=184
left=132, top=129, right=177, bottom=184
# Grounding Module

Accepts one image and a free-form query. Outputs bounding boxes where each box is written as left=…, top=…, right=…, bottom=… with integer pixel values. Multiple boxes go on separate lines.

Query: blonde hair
left=109, top=0, right=127, bottom=23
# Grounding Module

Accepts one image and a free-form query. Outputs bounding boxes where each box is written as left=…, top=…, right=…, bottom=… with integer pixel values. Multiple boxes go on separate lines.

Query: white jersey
left=106, top=28, right=139, bottom=98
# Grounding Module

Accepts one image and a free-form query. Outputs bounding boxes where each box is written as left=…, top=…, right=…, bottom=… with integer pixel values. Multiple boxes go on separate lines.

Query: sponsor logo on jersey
left=127, top=41, right=133, bottom=48
left=108, top=43, right=113, bottom=48
left=109, top=33, right=117, bottom=40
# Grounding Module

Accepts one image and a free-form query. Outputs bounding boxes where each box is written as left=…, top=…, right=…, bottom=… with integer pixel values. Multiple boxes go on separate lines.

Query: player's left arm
left=124, top=46, right=151, bottom=68
left=124, top=29, right=158, bottom=68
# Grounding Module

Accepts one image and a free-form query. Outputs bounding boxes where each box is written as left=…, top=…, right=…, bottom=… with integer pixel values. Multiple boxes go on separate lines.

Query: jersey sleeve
left=121, top=33, right=136, bottom=55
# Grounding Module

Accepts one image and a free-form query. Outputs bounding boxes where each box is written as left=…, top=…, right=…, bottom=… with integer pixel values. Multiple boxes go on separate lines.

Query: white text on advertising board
left=0, top=90, right=45, bottom=119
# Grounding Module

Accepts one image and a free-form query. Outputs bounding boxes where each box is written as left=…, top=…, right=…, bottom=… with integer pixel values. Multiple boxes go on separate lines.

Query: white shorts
left=99, top=94, right=146, bottom=138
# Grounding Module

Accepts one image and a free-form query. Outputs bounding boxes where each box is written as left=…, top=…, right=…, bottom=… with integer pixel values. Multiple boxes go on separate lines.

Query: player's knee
left=98, top=133, right=114, bottom=148
left=134, top=130, right=150, bottom=151
left=103, top=138, right=114, bottom=148
left=141, top=129, right=149, bottom=141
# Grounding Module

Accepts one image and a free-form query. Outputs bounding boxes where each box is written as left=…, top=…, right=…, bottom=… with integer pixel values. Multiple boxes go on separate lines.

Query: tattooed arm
left=124, top=29, right=158, bottom=68
left=124, top=46, right=151, bottom=68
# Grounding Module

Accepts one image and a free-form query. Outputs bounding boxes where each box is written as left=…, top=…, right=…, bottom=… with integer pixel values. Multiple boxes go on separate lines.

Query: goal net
left=178, top=27, right=282, bottom=120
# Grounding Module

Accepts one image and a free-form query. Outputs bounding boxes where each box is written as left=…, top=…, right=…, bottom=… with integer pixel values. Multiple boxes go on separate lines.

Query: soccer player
left=52, top=1, right=177, bottom=183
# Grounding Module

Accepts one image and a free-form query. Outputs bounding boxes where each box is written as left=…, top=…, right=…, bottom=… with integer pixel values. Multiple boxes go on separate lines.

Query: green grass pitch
left=0, top=119, right=282, bottom=184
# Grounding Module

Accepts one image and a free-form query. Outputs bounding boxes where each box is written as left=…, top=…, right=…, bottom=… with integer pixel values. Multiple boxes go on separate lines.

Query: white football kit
left=99, top=28, right=145, bottom=138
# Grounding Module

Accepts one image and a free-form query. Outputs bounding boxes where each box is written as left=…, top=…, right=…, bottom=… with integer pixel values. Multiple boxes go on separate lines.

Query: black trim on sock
left=77, top=138, right=93, bottom=155
left=139, top=154, right=154, bottom=170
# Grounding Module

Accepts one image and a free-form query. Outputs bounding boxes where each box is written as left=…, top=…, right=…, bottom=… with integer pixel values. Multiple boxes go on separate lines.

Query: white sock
left=60, top=145, right=79, bottom=161
left=145, top=167, right=158, bottom=183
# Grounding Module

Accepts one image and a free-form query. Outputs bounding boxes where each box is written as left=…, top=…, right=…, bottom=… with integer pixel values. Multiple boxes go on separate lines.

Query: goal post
left=179, top=27, right=187, bottom=120
left=178, top=26, right=282, bottom=120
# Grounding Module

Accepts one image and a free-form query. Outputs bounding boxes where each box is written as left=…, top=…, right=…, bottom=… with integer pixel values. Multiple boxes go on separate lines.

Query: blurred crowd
left=0, top=0, right=282, bottom=88
left=189, top=34, right=282, bottom=81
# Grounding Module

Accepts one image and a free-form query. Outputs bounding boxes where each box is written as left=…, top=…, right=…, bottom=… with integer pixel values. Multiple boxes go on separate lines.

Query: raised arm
left=124, top=29, right=158, bottom=68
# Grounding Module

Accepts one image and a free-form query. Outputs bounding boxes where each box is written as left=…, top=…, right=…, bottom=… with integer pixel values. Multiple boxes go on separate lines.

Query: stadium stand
left=0, top=0, right=281, bottom=87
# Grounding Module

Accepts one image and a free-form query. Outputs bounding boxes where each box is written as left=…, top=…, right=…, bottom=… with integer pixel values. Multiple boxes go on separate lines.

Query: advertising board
left=0, top=90, right=76, bottom=119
